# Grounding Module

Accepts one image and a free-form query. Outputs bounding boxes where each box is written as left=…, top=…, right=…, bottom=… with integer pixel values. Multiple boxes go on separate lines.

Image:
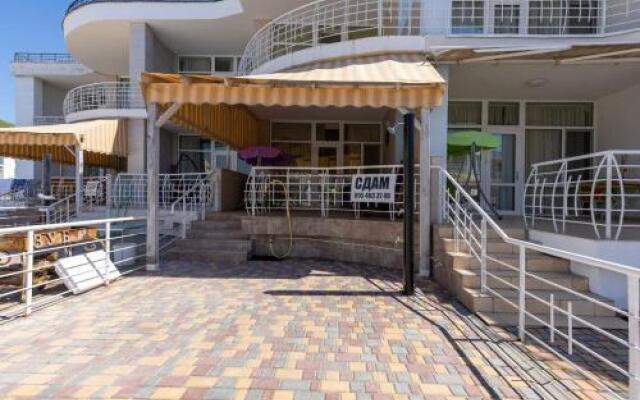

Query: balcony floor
left=0, top=259, right=625, bottom=399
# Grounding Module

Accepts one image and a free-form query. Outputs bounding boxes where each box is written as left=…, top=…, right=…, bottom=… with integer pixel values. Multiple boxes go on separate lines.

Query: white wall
left=595, top=83, right=640, bottom=151
left=42, top=83, right=67, bottom=117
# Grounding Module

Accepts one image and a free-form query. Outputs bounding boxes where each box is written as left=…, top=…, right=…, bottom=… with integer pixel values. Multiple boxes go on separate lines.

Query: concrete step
left=186, top=229, right=248, bottom=240
left=460, top=287, right=617, bottom=317
left=205, top=212, right=245, bottom=221
left=476, top=311, right=628, bottom=329
left=452, top=268, right=589, bottom=292
left=443, top=251, right=570, bottom=273
left=165, top=248, right=249, bottom=263
left=434, top=224, right=526, bottom=240
left=436, top=237, right=519, bottom=254
left=190, top=220, right=242, bottom=230
left=174, top=238, right=251, bottom=252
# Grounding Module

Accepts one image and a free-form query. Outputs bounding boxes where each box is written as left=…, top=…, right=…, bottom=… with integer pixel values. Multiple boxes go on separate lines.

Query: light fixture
left=525, top=77, right=549, bottom=88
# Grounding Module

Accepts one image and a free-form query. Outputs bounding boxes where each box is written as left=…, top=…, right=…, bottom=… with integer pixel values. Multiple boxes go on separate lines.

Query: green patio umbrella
left=447, top=130, right=503, bottom=220
left=447, top=130, right=501, bottom=156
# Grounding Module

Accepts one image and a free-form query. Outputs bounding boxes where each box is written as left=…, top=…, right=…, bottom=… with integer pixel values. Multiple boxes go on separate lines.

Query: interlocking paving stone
left=0, top=259, right=627, bottom=399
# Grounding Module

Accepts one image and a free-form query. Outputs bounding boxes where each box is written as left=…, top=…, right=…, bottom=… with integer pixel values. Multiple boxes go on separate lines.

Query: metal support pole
left=146, top=104, right=160, bottom=271
left=105, top=222, right=111, bottom=285
left=403, top=113, right=415, bottom=296
left=628, top=275, right=640, bottom=399
left=75, top=147, right=84, bottom=217
left=419, top=108, right=432, bottom=277
left=480, top=217, right=487, bottom=294
left=24, top=230, right=34, bottom=316
left=605, top=154, right=613, bottom=240
left=518, top=245, right=526, bottom=342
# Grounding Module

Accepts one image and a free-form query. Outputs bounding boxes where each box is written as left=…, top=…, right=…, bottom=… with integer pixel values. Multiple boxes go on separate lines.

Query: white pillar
left=146, top=104, right=160, bottom=271
left=419, top=108, right=432, bottom=276
left=75, top=147, right=84, bottom=217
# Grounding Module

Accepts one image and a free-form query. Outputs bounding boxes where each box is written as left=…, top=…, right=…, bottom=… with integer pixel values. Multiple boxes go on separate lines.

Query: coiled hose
left=268, top=179, right=294, bottom=259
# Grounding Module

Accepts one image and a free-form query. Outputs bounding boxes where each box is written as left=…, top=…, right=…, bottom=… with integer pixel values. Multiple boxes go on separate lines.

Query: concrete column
left=13, top=76, right=43, bottom=179
left=431, top=65, right=450, bottom=224
left=75, top=147, right=84, bottom=216
left=146, top=104, right=160, bottom=271
left=419, top=108, right=432, bottom=277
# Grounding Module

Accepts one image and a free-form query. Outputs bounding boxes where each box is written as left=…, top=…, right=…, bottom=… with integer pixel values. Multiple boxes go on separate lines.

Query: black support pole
left=403, top=113, right=415, bottom=296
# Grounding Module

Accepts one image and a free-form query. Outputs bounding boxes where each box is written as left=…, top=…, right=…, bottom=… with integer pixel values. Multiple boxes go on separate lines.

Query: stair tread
left=464, top=287, right=614, bottom=303
left=476, top=311, right=628, bottom=329
left=454, top=268, right=585, bottom=280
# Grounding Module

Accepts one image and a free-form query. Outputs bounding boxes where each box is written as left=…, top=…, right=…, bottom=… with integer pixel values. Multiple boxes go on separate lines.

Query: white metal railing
left=245, top=165, right=419, bottom=220
left=112, top=173, right=215, bottom=212
left=0, top=217, right=148, bottom=319
left=63, top=82, right=145, bottom=117
left=42, top=195, right=76, bottom=225
left=239, top=0, right=640, bottom=73
left=13, top=52, right=76, bottom=64
left=440, top=166, right=639, bottom=399
left=524, top=150, right=640, bottom=240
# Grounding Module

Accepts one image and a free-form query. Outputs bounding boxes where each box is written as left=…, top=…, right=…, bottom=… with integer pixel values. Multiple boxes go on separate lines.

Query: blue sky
left=0, top=0, right=70, bottom=123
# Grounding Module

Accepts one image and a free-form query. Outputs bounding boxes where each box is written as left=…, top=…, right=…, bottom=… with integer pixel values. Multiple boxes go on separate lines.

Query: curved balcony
left=65, top=0, right=221, bottom=15
left=239, top=0, right=640, bottom=74
left=63, top=82, right=146, bottom=123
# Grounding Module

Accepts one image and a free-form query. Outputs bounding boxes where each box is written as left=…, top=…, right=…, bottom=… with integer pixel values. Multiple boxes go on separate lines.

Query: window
left=526, top=102, right=593, bottom=127
left=316, top=123, right=340, bottom=142
left=528, top=0, right=599, bottom=35
left=488, top=102, right=519, bottom=125
left=178, top=56, right=212, bottom=74
left=214, top=57, right=235, bottom=73
left=451, top=0, right=485, bottom=34
left=449, top=101, right=483, bottom=125
left=345, top=124, right=381, bottom=143
left=494, top=4, right=520, bottom=34
left=272, top=123, right=312, bottom=141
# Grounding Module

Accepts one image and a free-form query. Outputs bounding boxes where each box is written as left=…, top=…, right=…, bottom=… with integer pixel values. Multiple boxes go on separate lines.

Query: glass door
left=314, top=145, right=340, bottom=168
left=484, top=130, right=523, bottom=215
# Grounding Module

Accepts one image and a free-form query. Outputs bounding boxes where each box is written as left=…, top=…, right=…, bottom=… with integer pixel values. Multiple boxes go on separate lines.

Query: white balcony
left=239, top=0, right=640, bottom=74
left=63, top=82, right=146, bottom=123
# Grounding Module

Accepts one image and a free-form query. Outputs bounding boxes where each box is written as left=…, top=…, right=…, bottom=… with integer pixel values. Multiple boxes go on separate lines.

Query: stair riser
left=455, top=271, right=589, bottom=292
left=175, top=240, right=251, bottom=252
left=186, top=232, right=248, bottom=240
left=435, top=226, right=526, bottom=240
left=165, top=252, right=248, bottom=264
left=191, top=221, right=242, bottom=230
left=444, top=254, right=569, bottom=273
left=461, top=292, right=616, bottom=317
left=436, top=239, right=518, bottom=254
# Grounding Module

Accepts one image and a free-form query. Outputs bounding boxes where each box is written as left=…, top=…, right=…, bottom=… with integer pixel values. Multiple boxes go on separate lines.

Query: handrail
left=439, top=166, right=640, bottom=277
left=169, top=173, right=212, bottom=214
left=63, top=82, right=145, bottom=117
left=0, top=216, right=143, bottom=235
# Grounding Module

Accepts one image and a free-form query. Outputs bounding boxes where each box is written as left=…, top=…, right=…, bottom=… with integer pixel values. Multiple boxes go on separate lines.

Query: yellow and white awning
left=142, top=55, right=446, bottom=109
left=0, top=119, right=128, bottom=170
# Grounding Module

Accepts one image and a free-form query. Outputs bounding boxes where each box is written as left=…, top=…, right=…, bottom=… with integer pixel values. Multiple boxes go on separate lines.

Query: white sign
left=351, top=174, right=397, bottom=203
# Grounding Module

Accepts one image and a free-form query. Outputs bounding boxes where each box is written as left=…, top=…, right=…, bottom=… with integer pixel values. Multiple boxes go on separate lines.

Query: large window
left=271, top=123, right=313, bottom=167
left=451, top=0, right=485, bottom=34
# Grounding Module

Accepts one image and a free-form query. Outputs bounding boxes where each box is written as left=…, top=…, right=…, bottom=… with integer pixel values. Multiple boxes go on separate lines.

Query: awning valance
left=142, top=55, right=447, bottom=109
left=0, top=119, right=128, bottom=170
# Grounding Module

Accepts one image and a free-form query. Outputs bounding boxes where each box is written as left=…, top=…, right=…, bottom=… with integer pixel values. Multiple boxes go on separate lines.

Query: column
left=419, top=108, right=431, bottom=277
left=75, top=147, right=84, bottom=217
left=146, top=104, right=160, bottom=271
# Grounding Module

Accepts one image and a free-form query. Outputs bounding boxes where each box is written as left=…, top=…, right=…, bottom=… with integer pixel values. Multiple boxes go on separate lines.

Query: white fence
left=524, top=151, right=640, bottom=240
left=239, top=0, right=640, bottom=73
left=0, top=217, right=148, bottom=319
left=63, top=82, right=145, bottom=117
left=441, top=166, right=639, bottom=399
left=245, top=165, right=419, bottom=220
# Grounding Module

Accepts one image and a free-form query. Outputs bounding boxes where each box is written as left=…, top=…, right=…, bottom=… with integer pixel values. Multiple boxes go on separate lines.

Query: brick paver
left=0, top=260, right=626, bottom=399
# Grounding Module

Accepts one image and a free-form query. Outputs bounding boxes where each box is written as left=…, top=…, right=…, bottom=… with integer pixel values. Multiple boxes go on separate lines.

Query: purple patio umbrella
left=238, top=146, right=293, bottom=166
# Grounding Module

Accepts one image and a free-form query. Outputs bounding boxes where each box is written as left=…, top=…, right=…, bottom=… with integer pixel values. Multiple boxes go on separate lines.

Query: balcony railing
left=63, top=82, right=145, bottom=119
left=65, top=0, right=221, bottom=16
left=524, top=150, right=640, bottom=241
left=13, top=53, right=77, bottom=64
left=33, top=116, right=66, bottom=126
left=239, top=0, right=640, bottom=74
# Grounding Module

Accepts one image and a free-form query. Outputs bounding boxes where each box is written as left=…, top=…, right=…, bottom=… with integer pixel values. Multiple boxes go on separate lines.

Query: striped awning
left=0, top=119, right=128, bottom=170
left=142, top=55, right=447, bottom=109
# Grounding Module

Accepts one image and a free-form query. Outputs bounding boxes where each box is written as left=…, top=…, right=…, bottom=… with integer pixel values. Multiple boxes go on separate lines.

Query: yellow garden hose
left=268, top=179, right=294, bottom=259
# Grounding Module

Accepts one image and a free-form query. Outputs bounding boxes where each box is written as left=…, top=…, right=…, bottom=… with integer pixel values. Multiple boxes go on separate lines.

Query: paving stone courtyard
left=0, top=259, right=626, bottom=399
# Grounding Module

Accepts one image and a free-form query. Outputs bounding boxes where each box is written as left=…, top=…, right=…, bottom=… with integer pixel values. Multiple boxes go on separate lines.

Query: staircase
left=166, top=213, right=252, bottom=263
left=433, top=224, right=627, bottom=329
